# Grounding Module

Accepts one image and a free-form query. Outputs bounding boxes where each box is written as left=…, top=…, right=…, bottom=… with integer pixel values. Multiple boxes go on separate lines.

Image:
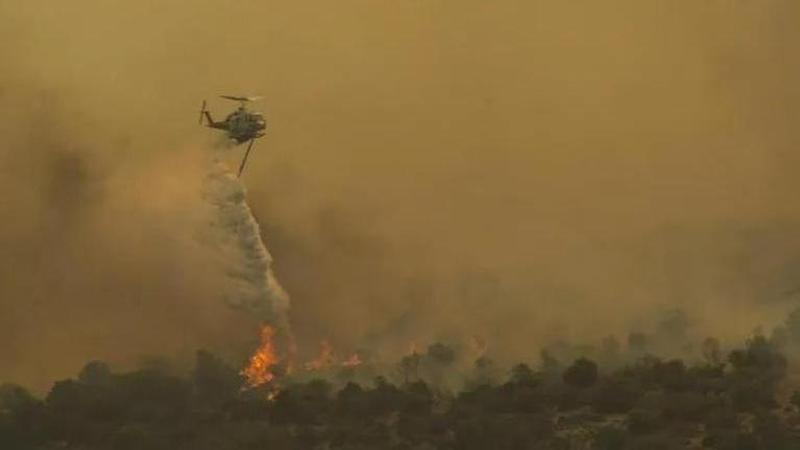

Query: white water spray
left=201, top=157, right=290, bottom=336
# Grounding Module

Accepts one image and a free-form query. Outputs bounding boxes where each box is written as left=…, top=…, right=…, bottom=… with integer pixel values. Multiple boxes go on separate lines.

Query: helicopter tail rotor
left=198, top=100, right=207, bottom=125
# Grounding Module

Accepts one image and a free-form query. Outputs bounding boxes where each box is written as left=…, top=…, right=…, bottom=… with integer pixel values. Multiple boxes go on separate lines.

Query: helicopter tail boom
left=198, top=100, right=226, bottom=129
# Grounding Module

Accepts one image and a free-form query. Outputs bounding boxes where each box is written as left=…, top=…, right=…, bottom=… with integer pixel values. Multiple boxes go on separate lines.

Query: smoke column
left=201, top=154, right=291, bottom=342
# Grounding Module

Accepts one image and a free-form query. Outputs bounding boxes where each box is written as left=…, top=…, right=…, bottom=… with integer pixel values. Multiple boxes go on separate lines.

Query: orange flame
left=305, top=340, right=335, bottom=371
left=241, top=325, right=279, bottom=388
left=341, top=353, right=362, bottom=368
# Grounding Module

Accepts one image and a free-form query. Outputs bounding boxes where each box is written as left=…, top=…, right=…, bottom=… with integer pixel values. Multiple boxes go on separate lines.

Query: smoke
left=0, top=77, right=291, bottom=389
left=2, top=0, right=800, bottom=385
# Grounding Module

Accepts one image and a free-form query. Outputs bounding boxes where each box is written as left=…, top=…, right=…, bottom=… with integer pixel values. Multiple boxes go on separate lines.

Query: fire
left=341, top=353, right=362, bottom=368
left=241, top=324, right=279, bottom=388
left=305, top=340, right=335, bottom=371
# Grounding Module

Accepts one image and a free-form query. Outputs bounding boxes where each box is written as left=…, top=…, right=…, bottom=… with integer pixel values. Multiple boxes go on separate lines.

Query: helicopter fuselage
left=223, top=108, right=266, bottom=143
left=202, top=106, right=266, bottom=144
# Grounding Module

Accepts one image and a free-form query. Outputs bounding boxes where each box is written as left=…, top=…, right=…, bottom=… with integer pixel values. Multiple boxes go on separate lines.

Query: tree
left=401, top=380, right=433, bottom=415
left=400, top=353, right=421, bottom=383
left=540, top=350, right=560, bottom=375
left=628, top=332, right=649, bottom=354
left=192, top=350, right=240, bottom=405
left=368, top=377, right=403, bottom=416
left=563, top=358, right=598, bottom=389
left=0, top=384, right=40, bottom=415
left=592, top=380, right=639, bottom=414
left=0, top=384, right=45, bottom=449
left=600, top=335, right=621, bottom=366
left=78, top=361, right=112, bottom=386
left=782, top=307, right=800, bottom=344
left=593, top=426, right=627, bottom=450
left=470, top=356, right=499, bottom=387
left=652, top=359, right=687, bottom=391
left=509, top=363, right=537, bottom=387
left=701, top=338, right=722, bottom=366
left=728, top=334, right=787, bottom=382
left=426, top=343, right=456, bottom=365
left=791, top=391, right=800, bottom=412
left=336, top=382, right=368, bottom=418
left=727, top=334, right=787, bottom=411
left=270, top=379, right=332, bottom=425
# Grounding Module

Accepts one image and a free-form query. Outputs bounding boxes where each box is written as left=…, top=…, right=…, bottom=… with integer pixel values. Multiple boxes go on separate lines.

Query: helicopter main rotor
left=219, top=95, right=262, bottom=107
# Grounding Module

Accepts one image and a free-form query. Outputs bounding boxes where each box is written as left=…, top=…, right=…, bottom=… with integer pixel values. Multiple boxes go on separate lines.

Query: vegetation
left=10, top=305, right=800, bottom=450
left=3, top=331, right=800, bottom=450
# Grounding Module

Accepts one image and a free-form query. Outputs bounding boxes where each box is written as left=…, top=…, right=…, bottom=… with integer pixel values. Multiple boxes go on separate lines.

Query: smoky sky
left=2, top=1, right=800, bottom=387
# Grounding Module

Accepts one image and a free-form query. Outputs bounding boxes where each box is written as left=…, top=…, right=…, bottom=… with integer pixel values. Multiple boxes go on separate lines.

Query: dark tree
left=78, top=361, right=112, bottom=386
left=336, top=381, right=368, bottom=418
left=192, top=350, right=240, bottom=406
left=593, top=426, right=627, bottom=450
left=400, top=353, right=421, bottom=383
left=600, top=335, right=621, bottom=365
left=540, top=349, right=560, bottom=375
left=791, top=391, right=800, bottom=412
left=368, top=376, right=403, bottom=416
left=782, top=307, right=800, bottom=344
left=470, top=356, right=499, bottom=387
left=728, top=334, right=787, bottom=381
left=652, top=359, right=687, bottom=391
left=701, top=337, right=722, bottom=366
left=509, top=363, right=537, bottom=387
left=563, top=358, right=598, bottom=388
left=0, top=384, right=45, bottom=449
left=400, top=380, right=433, bottom=415
left=426, top=343, right=456, bottom=365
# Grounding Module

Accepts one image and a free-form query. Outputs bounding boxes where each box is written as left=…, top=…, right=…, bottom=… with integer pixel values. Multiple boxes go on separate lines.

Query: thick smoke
left=2, top=0, right=800, bottom=386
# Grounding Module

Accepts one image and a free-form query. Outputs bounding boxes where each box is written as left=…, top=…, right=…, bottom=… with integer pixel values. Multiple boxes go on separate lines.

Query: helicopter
left=199, top=95, right=267, bottom=176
